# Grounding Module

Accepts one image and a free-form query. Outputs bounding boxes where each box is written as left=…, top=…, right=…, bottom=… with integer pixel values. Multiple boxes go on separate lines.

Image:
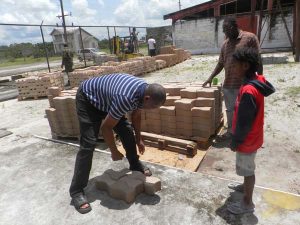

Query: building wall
left=172, top=8, right=293, bottom=54
left=174, top=18, right=220, bottom=54
left=260, top=11, right=293, bottom=50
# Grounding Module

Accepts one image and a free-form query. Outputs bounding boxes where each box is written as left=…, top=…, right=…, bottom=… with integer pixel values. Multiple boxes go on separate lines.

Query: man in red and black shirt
left=227, top=48, right=275, bottom=214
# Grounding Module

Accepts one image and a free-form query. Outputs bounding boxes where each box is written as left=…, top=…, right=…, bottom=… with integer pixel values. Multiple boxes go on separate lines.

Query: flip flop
left=71, top=193, right=92, bottom=214
left=228, top=183, right=244, bottom=192
left=130, top=161, right=152, bottom=177
left=227, top=201, right=255, bottom=214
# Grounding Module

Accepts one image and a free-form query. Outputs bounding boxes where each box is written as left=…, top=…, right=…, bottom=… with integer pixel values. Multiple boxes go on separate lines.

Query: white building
left=50, top=28, right=99, bottom=53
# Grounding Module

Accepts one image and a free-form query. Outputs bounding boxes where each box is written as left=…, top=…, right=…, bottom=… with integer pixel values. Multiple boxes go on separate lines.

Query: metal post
left=40, top=22, right=50, bottom=72
left=257, top=0, right=265, bottom=41
left=114, top=26, right=117, bottom=37
left=277, top=0, right=293, bottom=50
left=107, top=26, right=112, bottom=54
left=79, top=26, right=86, bottom=67
left=295, top=0, right=300, bottom=62
left=59, top=0, right=68, bottom=44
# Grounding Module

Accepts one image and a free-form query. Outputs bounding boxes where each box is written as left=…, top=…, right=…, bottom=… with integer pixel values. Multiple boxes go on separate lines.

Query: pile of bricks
left=16, top=72, right=64, bottom=100
left=154, top=54, right=177, bottom=67
left=46, top=87, right=80, bottom=138
left=129, top=56, right=157, bottom=73
left=155, top=59, right=167, bottom=70
left=141, top=82, right=223, bottom=142
left=93, top=54, right=118, bottom=65
left=116, top=60, right=144, bottom=76
left=69, top=66, right=116, bottom=87
left=158, top=45, right=191, bottom=65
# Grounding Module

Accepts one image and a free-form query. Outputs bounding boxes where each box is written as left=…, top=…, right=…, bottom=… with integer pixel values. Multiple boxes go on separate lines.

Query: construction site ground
left=0, top=53, right=299, bottom=225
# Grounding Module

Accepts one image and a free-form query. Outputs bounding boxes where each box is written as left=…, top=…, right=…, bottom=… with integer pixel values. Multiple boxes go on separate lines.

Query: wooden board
left=118, top=144, right=206, bottom=172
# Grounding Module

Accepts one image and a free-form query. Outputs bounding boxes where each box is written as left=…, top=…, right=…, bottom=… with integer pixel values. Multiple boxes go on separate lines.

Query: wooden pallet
left=140, top=132, right=197, bottom=156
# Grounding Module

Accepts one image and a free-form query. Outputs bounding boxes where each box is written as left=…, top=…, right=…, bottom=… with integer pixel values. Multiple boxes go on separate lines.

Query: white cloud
left=0, top=0, right=210, bottom=45
left=113, top=0, right=209, bottom=27
left=98, top=0, right=104, bottom=6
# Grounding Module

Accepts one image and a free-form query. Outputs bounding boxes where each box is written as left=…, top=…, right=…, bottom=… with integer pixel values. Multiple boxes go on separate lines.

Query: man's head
left=223, top=16, right=239, bottom=40
left=143, top=84, right=166, bottom=109
left=232, top=47, right=260, bottom=79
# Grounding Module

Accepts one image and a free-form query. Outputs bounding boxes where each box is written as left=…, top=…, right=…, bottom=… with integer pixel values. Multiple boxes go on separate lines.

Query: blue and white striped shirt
left=81, top=73, right=148, bottom=120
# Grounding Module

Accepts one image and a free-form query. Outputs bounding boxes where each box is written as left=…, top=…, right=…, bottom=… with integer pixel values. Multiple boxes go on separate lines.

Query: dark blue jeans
left=69, top=87, right=140, bottom=196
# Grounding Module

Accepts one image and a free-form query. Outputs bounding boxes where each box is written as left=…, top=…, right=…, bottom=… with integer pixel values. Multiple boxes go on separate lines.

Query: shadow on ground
left=216, top=191, right=258, bottom=225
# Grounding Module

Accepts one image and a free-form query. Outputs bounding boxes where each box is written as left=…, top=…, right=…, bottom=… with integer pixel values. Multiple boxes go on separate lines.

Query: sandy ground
left=143, top=54, right=300, bottom=195
left=0, top=53, right=299, bottom=197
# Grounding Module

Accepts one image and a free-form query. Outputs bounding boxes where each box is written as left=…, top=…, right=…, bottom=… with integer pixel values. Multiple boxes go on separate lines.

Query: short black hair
left=223, top=16, right=238, bottom=29
left=232, top=47, right=260, bottom=77
left=146, top=83, right=166, bottom=105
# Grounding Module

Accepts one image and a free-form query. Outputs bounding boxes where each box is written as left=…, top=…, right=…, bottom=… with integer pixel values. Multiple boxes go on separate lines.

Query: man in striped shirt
left=203, top=16, right=262, bottom=140
left=69, top=73, right=166, bottom=214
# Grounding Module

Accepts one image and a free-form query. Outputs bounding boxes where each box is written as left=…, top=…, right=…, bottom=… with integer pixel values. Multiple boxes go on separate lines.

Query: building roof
left=164, top=0, right=295, bottom=23
left=50, top=27, right=99, bottom=41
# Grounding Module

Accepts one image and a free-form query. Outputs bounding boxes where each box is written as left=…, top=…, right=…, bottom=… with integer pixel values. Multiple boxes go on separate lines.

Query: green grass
left=286, top=86, right=300, bottom=97
left=0, top=56, right=62, bottom=68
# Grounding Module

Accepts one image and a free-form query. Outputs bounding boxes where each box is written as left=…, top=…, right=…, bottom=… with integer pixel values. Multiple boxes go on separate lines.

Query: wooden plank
left=141, top=132, right=196, bottom=147
left=118, top=144, right=206, bottom=172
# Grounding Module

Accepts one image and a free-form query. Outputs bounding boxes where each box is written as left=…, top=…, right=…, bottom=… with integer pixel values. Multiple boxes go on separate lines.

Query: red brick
left=160, top=106, right=176, bottom=116
left=174, top=99, right=195, bottom=110
left=191, top=107, right=213, bottom=118
left=194, top=97, right=215, bottom=107
left=164, top=96, right=181, bottom=106
left=180, top=88, right=198, bottom=99
left=144, top=177, right=161, bottom=195
left=197, top=89, right=217, bottom=98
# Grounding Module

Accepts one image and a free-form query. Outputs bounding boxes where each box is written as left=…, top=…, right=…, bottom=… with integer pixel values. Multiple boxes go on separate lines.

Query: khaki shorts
left=236, top=151, right=257, bottom=177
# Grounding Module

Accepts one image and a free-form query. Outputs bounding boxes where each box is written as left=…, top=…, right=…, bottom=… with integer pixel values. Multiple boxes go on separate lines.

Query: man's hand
left=202, top=79, right=212, bottom=87
left=111, top=149, right=124, bottom=161
left=137, top=139, right=145, bottom=155
left=229, top=141, right=237, bottom=152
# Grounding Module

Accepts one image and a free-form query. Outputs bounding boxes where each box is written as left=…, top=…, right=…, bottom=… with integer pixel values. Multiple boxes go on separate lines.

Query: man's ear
left=243, top=62, right=250, bottom=70
left=144, top=95, right=150, bottom=102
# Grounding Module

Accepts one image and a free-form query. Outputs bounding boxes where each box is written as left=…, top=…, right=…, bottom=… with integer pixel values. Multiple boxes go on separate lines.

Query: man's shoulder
left=241, top=30, right=257, bottom=40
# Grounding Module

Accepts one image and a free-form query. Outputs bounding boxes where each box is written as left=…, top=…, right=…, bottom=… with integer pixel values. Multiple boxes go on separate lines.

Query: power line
left=178, top=0, right=182, bottom=10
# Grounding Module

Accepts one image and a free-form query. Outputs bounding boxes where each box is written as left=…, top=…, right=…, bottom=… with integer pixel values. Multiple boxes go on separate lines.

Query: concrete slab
left=0, top=135, right=299, bottom=225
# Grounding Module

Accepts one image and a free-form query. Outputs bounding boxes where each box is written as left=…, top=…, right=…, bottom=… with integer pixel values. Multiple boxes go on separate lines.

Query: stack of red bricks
left=16, top=72, right=64, bottom=100
left=46, top=87, right=80, bottom=138
left=156, top=45, right=191, bottom=66
left=128, top=56, right=157, bottom=73
left=116, top=60, right=145, bottom=76
left=69, top=66, right=116, bottom=87
left=141, top=83, right=223, bottom=141
left=155, top=59, right=167, bottom=70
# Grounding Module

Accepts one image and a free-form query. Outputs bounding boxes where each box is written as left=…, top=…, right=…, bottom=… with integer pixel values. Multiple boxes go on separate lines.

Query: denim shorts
left=236, top=151, right=257, bottom=177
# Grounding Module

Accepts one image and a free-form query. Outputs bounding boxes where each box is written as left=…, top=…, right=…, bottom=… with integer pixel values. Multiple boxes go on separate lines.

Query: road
left=0, top=60, right=62, bottom=77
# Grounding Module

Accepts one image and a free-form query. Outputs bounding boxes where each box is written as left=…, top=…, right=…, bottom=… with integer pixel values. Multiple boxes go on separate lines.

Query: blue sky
left=0, top=0, right=208, bottom=45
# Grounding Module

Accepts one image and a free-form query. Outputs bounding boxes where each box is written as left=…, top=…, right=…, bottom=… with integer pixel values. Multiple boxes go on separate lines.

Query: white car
left=77, top=48, right=105, bottom=61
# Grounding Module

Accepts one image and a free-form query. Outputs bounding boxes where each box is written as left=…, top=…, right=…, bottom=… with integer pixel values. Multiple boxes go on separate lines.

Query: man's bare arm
left=101, top=114, right=124, bottom=160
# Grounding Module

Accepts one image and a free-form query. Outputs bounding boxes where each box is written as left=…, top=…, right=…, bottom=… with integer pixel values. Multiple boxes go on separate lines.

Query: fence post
left=40, top=21, right=50, bottom=72
left=79, top=26, right=87, bottom=67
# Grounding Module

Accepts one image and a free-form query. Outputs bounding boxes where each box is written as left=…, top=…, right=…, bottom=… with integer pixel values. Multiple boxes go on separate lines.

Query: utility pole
left=178, top=0, right=182, bottom=10
left=296, top=0, right=300, bottom=62
left=58, top=0, right=68, bottom=44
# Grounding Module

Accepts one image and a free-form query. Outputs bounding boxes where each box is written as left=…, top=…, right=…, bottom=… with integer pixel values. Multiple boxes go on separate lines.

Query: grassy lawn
left=0, top=56, right=62, bottom=68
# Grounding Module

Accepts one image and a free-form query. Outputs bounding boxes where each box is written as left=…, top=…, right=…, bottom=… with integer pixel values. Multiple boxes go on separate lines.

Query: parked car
left=77, top=48, right=105, bottom=61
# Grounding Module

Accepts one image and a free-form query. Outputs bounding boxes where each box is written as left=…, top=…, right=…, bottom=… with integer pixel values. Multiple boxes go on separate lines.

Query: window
left=220, top=1, right=237, bottom=16
left=237, top=0, right=251, bottom=13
